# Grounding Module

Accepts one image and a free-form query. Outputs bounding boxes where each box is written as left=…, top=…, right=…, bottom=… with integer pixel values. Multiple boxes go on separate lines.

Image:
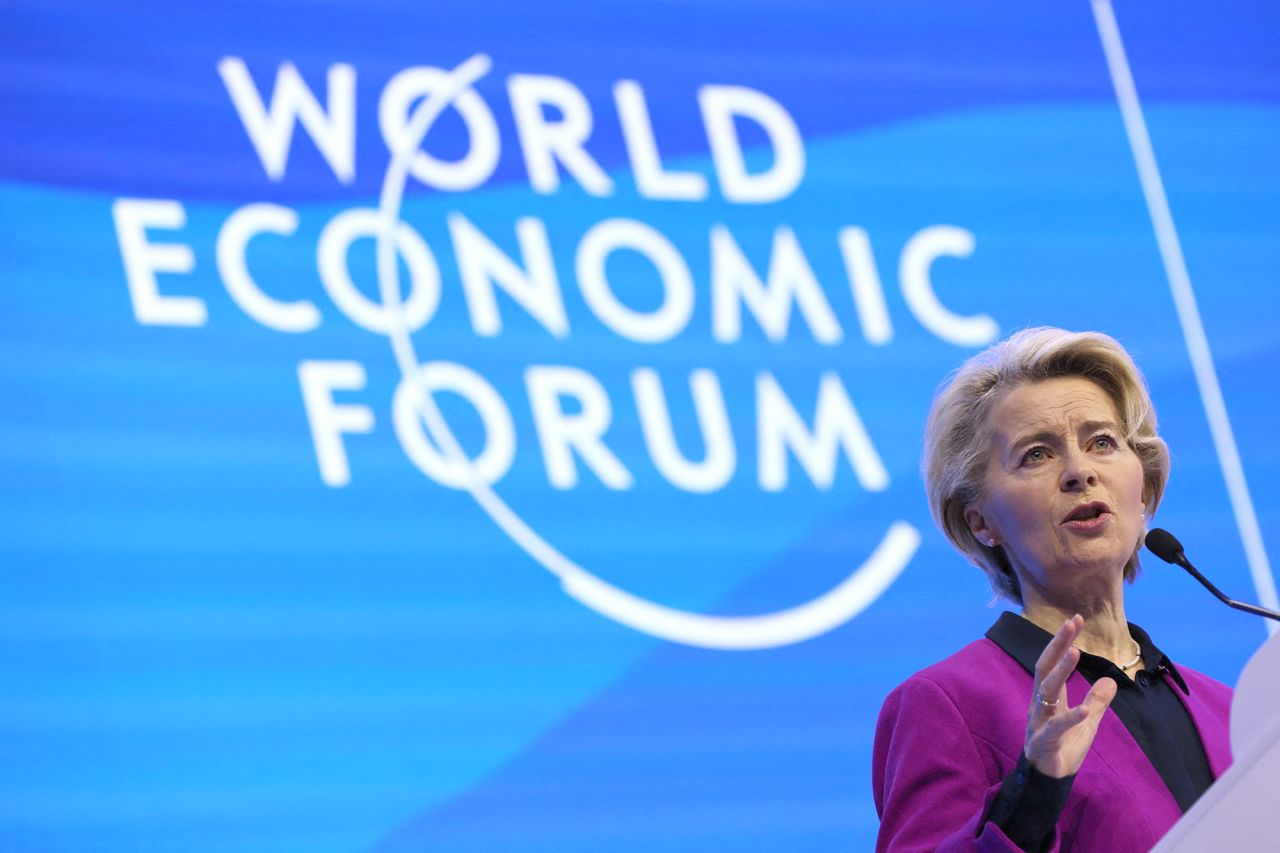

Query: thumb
left=1083, top=676, right=1118, bottom=717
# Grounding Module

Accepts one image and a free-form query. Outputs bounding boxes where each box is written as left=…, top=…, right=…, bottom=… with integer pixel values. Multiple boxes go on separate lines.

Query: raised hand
left=1024, top=614, right=1118, bottom=778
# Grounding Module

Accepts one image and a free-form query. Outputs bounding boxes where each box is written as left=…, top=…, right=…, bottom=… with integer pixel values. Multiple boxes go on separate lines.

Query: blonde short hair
left=923, top=327, right=1169, bottom=604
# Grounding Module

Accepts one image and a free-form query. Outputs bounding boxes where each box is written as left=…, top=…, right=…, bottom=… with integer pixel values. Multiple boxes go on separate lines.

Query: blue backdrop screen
left=2, top=1, right=1278, bottom=849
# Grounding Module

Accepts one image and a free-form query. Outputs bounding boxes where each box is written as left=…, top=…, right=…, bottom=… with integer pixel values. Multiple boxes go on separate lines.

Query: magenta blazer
left=872, top=637, right=1233, bottom=852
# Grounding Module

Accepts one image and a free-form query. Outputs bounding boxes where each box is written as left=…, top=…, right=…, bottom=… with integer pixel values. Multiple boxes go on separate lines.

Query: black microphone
left=1145, top=528, right=1280, bottom=622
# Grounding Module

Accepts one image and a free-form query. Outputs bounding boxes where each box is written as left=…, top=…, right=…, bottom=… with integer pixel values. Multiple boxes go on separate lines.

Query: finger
left=1032, top=614, right=1081, bottom=691
left=1046, top=677, right=1117, bottom=733
left=1041, top=703, right=1092, bottom=734
left=1038, top=645, right=1080, bottom=706
left=1081, top=676, right=1118, bottom=714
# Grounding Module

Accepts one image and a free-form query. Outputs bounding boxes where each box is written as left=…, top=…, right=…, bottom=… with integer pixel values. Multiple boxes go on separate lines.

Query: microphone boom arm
left=1171, top=553, right=1280, bottom=622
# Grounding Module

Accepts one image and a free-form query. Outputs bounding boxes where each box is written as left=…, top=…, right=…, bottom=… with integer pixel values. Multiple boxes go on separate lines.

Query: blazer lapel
left=1065, top=671, right=1183, bottom=834
left=1168, top=675, right=1233, bottom=778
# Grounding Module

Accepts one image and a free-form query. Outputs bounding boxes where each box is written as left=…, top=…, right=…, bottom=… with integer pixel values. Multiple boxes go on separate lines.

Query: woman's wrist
left=990, top=752, right=1076, bottom=852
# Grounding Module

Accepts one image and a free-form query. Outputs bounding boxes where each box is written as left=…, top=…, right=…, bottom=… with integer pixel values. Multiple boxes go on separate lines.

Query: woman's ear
left=964, top=505, right=999, bottom=548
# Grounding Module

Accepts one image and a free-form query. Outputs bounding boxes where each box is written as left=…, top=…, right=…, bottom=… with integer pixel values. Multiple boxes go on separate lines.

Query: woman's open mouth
left=1062, top=501, right=1112, bottom=532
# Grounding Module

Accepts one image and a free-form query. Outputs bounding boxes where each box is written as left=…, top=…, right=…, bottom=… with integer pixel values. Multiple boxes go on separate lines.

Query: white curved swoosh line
left=437, top=436, right=921, bottom=648
left=561, top=521, right=920, bottom=649
left=374, top=54, right=921, bottom=650
left=470, top=471, right=920, bottom=650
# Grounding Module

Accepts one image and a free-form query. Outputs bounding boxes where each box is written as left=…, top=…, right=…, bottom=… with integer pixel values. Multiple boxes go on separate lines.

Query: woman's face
left=964, top=376, right=1148, bottom=599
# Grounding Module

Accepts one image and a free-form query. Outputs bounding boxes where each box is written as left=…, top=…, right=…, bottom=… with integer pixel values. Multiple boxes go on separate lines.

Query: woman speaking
left=873, top=328, right=1232, bottom=851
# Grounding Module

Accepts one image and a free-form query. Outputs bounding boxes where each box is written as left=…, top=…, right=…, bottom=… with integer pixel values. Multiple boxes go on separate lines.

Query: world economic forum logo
left=111, top=54, right=996, bottom=649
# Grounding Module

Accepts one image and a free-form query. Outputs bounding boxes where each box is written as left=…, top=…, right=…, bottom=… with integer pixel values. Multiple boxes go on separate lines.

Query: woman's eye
left=1021, top=447, right=1048, bottom=465
left=1094, top=434, right=1117, bottom=450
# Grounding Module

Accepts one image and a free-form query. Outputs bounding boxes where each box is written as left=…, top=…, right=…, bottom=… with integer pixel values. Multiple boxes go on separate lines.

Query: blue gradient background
left=1, top=2, right=1278, bottom=850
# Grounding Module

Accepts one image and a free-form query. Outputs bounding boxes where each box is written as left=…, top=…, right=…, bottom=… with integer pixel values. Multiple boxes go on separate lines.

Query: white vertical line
left=1091, top=0, right=1278, bottom=635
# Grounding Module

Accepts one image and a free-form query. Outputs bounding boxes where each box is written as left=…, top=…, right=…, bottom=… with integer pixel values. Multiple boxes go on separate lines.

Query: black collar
left=985, top=611, right=1190, bottom=694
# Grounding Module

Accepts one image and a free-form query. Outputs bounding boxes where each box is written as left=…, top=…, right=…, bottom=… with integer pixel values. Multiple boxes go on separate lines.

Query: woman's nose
left=1060, top=452, right=1098, bottom=491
